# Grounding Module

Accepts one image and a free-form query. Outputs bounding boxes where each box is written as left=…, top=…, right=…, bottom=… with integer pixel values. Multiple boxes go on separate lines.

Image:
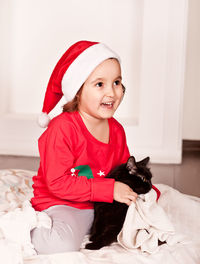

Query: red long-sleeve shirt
left=31, top=111, right=130, bottom=211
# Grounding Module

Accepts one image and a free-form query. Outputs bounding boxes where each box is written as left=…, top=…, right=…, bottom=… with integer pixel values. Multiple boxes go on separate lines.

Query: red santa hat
left=38, top=40, right=121, bottom=128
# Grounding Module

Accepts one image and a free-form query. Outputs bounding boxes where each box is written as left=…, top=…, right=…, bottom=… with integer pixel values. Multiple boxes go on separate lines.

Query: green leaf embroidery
left=74, top=165, right=94, bottom=179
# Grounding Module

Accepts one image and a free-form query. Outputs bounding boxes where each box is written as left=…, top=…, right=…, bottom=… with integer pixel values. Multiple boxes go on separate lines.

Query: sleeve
left=39, top=119, right=114, bottom=203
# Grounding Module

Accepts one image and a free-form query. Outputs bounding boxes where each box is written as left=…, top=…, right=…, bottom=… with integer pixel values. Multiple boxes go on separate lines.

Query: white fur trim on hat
left=61, top=43, right=121, bottom=102
left=37, top=112, right=51, bottom=128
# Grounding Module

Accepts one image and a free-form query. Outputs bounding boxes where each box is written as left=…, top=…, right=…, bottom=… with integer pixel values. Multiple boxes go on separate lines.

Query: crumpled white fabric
left=0, top=200, right=51, bottom=264
left=117, top=188, right=184, bottom=254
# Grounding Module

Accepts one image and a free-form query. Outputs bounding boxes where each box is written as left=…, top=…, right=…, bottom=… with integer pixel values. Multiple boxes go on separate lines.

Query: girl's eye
left=96, top=82, right=103, bottom=87
left=114, top=80, right=121, bottom=86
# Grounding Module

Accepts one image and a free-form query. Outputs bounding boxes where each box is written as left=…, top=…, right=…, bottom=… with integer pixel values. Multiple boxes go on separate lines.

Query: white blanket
left=0, top=170, right=52, bottom=264
left=0, top=169, right=200, bottom=264
left=117, top=188, right=184, bottom=253
left=0, top=201, right=52, bottom=263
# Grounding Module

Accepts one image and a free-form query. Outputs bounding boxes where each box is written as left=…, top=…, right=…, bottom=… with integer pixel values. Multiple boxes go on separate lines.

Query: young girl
left=31, top=40, right=138, bottom=254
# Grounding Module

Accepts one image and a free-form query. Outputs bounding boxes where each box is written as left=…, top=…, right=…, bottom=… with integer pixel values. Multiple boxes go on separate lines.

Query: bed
left=0, top=169, right=200, bottom=264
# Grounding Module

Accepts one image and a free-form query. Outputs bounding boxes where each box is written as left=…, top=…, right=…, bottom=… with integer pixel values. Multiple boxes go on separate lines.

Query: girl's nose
left=105, top=85, right=115, bottom=97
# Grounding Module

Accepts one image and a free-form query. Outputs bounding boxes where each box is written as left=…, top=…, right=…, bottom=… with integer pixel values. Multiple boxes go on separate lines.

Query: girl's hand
left=113, top=181, right=138, bottom=206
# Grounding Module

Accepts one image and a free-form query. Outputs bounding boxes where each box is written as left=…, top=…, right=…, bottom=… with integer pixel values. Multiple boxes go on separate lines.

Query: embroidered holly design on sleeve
left=71, top=165, right=94, bottom=179
left=71, top=166, right=106, bottom=179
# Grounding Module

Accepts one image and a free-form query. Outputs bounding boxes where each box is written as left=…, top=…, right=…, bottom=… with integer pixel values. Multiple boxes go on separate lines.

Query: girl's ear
left=126, top=156, right=137, bottom=174
left=137, top=157, right=150, bottom=167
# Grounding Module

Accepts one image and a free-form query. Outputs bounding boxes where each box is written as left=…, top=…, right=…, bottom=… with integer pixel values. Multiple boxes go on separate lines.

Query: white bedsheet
left=0, top=169, right=200, bottom=264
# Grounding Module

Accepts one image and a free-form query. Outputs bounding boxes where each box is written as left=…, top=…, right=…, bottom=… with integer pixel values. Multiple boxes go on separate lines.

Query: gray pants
left=31, top=205, right=94, bottom=255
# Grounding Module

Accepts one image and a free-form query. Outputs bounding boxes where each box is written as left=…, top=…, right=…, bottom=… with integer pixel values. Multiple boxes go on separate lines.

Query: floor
left=0, top=141, right=199, bottom=197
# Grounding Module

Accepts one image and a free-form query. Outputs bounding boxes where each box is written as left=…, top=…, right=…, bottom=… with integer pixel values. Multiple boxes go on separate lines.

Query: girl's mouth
left=100, top=102, right=114, bottom=109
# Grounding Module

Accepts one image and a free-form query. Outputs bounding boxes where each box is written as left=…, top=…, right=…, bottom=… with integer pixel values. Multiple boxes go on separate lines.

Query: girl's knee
left=31, top=226, right=80, bottom=254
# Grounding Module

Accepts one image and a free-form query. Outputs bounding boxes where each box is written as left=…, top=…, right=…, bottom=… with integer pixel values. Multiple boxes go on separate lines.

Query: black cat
left=85, top=156, right=152, bottom=250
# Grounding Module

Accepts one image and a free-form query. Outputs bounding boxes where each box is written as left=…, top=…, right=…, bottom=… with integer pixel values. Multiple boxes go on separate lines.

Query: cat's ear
left=137, top=157, right=150, bottom=167
left=126, top=156, right=137, bottom=174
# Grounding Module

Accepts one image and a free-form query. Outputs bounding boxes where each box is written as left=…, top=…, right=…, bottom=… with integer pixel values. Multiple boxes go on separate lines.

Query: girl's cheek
left=117, top=88, right=124, bottom=97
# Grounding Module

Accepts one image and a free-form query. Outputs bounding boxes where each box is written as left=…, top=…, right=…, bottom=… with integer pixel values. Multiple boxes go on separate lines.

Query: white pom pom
left=37, top=112, right=51, bottom=128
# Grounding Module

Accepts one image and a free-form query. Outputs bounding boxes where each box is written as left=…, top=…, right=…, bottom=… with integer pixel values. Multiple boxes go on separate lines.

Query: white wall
left=0, top=0, right=188, bottom=163
left=182, top=0, right=200, bottom=140
left=0, top=0, right=12, bottom=114
left=7, top=0, right=141, bottom=122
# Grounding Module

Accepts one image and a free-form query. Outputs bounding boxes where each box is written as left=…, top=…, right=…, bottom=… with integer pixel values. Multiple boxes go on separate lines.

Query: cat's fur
left=85, top=156, right=152, bottom=250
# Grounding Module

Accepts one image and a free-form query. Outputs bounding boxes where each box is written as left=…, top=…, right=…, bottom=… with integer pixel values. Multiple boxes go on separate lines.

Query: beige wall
left=183, top=0, right=200, bottom=140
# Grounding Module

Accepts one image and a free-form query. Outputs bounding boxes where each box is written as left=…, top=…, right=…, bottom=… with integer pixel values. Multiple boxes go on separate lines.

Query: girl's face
left=79, top=59, right=124, bottom=121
